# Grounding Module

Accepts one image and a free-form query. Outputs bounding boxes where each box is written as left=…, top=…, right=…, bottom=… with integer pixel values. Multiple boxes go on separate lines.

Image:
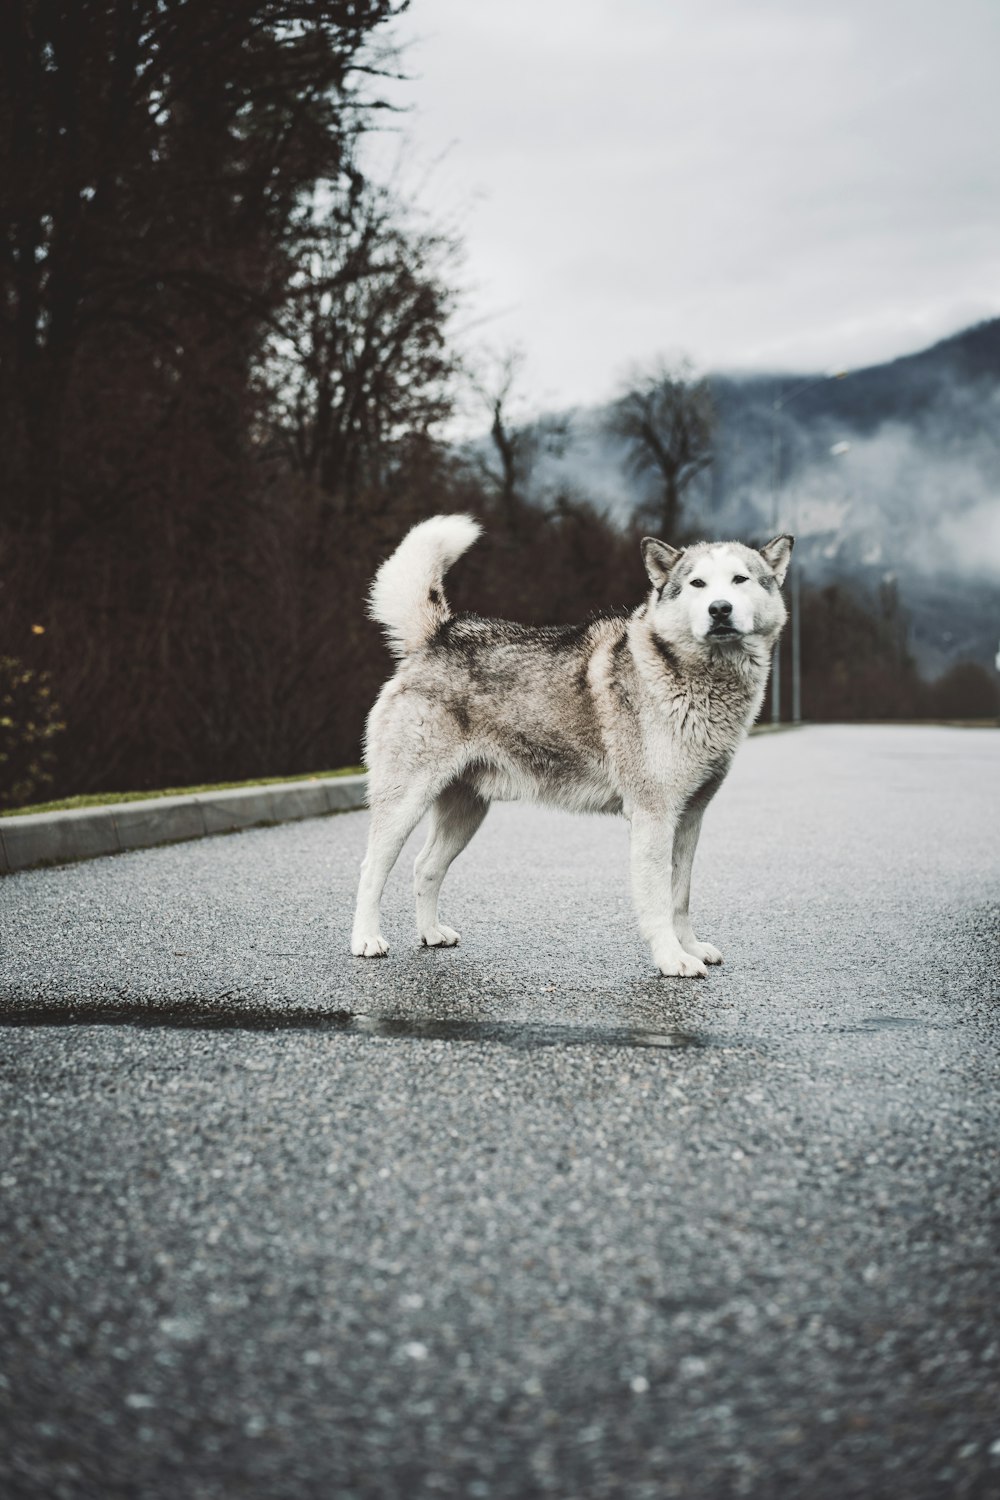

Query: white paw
left=420, top=925, right=460, bottom=948
left=653, top=947, right=708, bottom=979
left=352, top=934, right=389, bottom=958
left=685, top=940, right=723, bottom=965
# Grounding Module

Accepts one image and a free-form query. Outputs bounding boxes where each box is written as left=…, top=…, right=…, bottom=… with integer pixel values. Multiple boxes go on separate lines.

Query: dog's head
left=641, top=535, right=793, bottom=654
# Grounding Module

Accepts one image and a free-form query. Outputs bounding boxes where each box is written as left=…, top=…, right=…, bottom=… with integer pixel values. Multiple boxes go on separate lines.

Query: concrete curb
left=0, top=724, right=806, bottom=876
left=0, top=774, right=369, bottom=876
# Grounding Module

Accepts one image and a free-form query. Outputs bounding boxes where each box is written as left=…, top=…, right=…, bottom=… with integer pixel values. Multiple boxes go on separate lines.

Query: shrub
left=921, top=660, right=1000, bottom=720
left=0, top=657, right=66, bottom=811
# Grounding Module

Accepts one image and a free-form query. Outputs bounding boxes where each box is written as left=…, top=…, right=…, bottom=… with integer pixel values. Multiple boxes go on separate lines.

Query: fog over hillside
left=515, top=320, right=1000, bottom=676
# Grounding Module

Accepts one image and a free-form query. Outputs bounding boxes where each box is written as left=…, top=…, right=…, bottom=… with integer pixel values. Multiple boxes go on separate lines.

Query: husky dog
left=351, top=515, right=792, bottom=977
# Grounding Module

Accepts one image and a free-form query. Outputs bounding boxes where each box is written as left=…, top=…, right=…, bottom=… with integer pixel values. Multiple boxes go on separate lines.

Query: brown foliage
left=920, top=661, right=999, bottom=720
left=795, top=579, right=923, bottom=721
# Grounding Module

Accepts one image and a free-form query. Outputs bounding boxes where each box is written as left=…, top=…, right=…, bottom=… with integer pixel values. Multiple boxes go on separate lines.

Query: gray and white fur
left=351, top=514, right=792, bottom=977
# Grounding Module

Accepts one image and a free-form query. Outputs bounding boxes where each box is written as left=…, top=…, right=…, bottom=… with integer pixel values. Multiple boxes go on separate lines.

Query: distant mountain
left=522, top=319, right=1000, bottom=677
left=717, top=317, right=1000, bottom=433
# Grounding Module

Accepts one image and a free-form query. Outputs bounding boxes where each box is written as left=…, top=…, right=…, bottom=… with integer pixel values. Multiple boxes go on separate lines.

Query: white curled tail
left=368, top=513, right=482, bottom=658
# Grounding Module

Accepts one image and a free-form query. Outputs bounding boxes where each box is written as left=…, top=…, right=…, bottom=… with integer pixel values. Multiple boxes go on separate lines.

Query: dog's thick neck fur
left=626, top=594, right=775, bottom=754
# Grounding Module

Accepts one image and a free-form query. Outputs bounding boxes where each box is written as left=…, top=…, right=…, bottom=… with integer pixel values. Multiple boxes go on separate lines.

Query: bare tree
left=262, top=174, right=459, bottom=510
left=605, top=359, right=715, bottom=538
left=471, top=348, right=571, bottom=524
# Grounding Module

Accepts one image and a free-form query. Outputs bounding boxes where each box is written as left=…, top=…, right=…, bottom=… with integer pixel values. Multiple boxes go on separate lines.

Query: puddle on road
left=0, top=999, right=705, bottom=1051
left=0, top=1001, right=944, bottom=1051
left=349, top=1014, right=704, bottom=1050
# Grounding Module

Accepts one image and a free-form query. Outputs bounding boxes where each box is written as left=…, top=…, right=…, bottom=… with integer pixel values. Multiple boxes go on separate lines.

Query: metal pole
left=770, top=400, right=782, bottom=725
left=766, top=369, right=848, bottom=729
left=791, top=556, right=802, bottom=724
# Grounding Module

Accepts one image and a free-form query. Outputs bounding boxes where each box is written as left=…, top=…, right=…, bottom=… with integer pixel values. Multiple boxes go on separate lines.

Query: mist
left=493, top=320, right=1000, bottom=673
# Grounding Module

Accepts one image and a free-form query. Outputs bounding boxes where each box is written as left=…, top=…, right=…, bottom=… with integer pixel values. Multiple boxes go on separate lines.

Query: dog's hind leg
left=414, top=779, right=489, bottom=947
left=351, top=778, right=440, bottom=958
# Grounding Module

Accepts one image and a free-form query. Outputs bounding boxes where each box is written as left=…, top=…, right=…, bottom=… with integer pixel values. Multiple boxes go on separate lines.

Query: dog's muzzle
left=707, top=599, right=741, bottom=639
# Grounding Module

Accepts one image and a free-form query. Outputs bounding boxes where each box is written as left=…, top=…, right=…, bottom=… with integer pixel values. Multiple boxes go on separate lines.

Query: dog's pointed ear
left=759, top=534, right=794, bottom=586
left=641, top=537, right=684, bottom=589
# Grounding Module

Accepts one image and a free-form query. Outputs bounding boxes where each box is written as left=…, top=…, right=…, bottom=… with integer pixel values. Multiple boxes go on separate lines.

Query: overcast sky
left=365, top=0, right=1000, bottom=414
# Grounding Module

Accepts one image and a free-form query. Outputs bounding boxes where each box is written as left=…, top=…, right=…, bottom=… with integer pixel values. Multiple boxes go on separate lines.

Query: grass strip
left=2, top=766, right=366, bottom=819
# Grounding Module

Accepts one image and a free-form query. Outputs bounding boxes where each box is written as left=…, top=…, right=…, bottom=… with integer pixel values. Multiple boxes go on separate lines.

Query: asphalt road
left=1, top=724, right=998, bottom=1500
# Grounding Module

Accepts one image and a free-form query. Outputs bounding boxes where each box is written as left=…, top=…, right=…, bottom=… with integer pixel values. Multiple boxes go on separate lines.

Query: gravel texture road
left=1, top=724, right=998, bottom=1499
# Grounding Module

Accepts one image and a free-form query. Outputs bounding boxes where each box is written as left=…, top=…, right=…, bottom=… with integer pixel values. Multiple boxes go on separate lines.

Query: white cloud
left=365, top=0, right=1000, bottom=409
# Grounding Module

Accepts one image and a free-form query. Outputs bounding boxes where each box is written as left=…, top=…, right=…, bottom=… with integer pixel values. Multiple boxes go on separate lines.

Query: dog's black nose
left=708, top=599, right=733, bottom=620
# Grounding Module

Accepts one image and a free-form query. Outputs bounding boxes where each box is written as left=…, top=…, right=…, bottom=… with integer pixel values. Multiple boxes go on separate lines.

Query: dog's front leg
left=629, top=809, right=708, bottom=978
left=672, top=808, right=723, bottom=966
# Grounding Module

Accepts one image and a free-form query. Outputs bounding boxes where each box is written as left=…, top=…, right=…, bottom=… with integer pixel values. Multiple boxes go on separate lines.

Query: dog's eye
left=732, top=574, right=749, bottom=584
left=689, top=578, right=707, bottom=589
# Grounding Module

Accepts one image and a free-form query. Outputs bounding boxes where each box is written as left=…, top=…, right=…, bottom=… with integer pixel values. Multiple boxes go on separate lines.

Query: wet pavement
left=1, top=724, right=998, bottom=1499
